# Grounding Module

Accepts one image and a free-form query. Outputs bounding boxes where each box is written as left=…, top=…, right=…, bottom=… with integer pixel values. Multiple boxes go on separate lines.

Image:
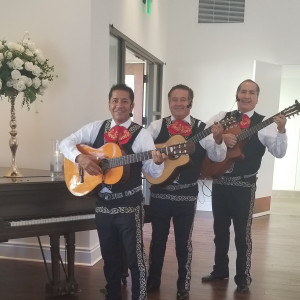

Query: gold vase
left=5, top=93, right=23, bottom=177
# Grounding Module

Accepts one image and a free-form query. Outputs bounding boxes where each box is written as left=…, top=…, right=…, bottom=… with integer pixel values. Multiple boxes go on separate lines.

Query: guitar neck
left=187, top=126, right=212, bottom=143
left=237, top=114, right=276, bottom=142
left=108, top=150, right=153, bottom=168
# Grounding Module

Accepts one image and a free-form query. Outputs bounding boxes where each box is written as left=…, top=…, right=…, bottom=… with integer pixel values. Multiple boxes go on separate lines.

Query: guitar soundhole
left=168, top=144, right=187, bottom=160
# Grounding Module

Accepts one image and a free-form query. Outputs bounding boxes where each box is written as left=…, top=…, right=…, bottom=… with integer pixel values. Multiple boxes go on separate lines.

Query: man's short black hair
left=108, top=83, right=134, bottom=103
left=168, top=84, right=194, bottom=102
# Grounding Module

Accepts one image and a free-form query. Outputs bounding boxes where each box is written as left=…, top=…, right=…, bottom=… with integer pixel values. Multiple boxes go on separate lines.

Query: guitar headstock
left=219, top=113, right=242, bottom=130
left=163, top=141, right=195, bottom=159
left=280, top=100, right=300, bottom=119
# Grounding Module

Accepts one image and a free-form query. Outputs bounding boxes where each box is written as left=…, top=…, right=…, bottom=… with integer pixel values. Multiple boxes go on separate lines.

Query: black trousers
left=95, top=204, right=147, bottom=300
left=211, top=180, right=256, bottom=286
left=148, top=197, right=197, bottom=291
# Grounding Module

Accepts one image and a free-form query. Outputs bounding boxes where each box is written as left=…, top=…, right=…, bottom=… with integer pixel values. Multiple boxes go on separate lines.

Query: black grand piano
left=0, top=167, right=97, bottom=296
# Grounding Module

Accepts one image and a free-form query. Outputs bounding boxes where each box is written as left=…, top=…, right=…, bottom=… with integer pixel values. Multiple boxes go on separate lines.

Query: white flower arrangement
left=0, top=32, right=56, bottom=109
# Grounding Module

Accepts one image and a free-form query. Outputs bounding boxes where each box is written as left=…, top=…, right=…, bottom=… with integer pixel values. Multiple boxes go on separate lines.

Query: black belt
left=98, top=186, right=142, bottom=201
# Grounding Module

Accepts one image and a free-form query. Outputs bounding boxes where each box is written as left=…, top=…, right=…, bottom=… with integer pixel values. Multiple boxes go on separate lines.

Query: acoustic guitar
left=143, top=116, right=239, bottom=185
left=200, top=100, right=300, bottom=179
left=64, top=135, right=195, bottom=196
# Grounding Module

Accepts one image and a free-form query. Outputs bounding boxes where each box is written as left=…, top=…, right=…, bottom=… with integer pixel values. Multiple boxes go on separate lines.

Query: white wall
left=274, top=65, right=300, bottom=190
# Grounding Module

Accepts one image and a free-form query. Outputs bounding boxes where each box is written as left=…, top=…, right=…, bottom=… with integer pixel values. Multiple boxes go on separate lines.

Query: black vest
left=224, top=111, right=266, bottom=177
left=93, top=119, right=143, bottom=194
left=153, top=116, right=206, bottom=185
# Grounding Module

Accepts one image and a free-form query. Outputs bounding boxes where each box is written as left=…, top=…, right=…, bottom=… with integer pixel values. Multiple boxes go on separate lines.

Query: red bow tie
left=104, top=125, right=131, bottom=145
left=168, top=119, right=192, bottom=137
left=239, top=114, right=251, bottom=129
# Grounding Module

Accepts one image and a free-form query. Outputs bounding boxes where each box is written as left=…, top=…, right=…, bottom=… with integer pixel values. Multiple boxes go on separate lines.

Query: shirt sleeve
left=59, top=121, right=103, bottom=162
left=199, top=113, right=227, bottom=162
left=132, top=128, right=164, bottom=178
left=200, top=132, right=227, bottom=162
left=146, top=119, right=163, bottom=140
left=258, top=122, right=287, bottom=158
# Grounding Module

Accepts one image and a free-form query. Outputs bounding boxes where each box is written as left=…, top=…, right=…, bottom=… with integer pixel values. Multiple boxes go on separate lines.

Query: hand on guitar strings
left=75, top=153, right=105, bottom=175
left=273, top=114, right=287, bottom=133
left=222, top=133, right=237, bottom=149
left=152, top=149, right=168, bottom=165
left=211, top=122, right=225, bottom=145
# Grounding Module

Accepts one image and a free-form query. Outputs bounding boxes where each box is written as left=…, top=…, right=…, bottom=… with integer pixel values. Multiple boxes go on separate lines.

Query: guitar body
left=143, top=135, right=190, bottom=185
left=64, top=143, right=123, bottom=196
left=200, top=126, right=245, bottom=179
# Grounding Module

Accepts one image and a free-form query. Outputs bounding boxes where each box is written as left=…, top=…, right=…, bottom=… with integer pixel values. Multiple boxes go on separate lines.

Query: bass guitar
left=143, top=116, right=239, bottom=185
left=64, top=136, right=195, bottom=196
left=200, top=100, right=300, bottom=179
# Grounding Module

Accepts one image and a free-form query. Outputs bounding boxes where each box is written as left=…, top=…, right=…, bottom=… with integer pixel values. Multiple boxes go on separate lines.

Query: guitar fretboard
left=107, top=150, right=153, bottom=168
left=237, top=116, right=274, bottom=142
left=187, top=126, right=212, bottom=143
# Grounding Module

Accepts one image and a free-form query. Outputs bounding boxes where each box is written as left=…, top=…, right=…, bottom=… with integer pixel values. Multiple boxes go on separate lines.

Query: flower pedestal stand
left=5, top=93, right=23, bottom=178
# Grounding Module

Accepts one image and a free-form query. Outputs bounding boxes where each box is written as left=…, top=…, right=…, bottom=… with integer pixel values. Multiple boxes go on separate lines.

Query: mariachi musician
left=146, top=84, right=226, bottom=300
left=59, top=83, right=166, bottom=300
left=201, top=79, right=287, bottom=294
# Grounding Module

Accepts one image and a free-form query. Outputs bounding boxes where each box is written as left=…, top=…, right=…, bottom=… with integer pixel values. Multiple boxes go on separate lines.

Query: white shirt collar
left=111, top=118, right=132, bottom=129
left=240, top=110, right=254, bottom=118
left=171, top=115, right=191, bottom=124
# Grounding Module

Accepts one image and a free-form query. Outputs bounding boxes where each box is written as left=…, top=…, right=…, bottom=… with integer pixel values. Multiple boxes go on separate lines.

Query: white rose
left=0, top=43, right=4, bottom=50
left=32, top=77, right=41, bottom=89
left=7, top=42, right=24, bottom=53
left=41, top=79, right=49, bottom=88
left=32, top=65, right=41, bottom=76
left=7, top=61, right=13, bottom=69
left=5, top=51, right=13, bottom=59
left=13, top=79, right=26, bottom=92
left=6, top=80, right=13, bottom=87
left=34, top=48, right=41, bottom=55
left=37, top=53, right=46, bottom=64
left=21, top=76, right=32, bottom=87
left=11, top=69, right=21, bottom=80
left=24, top=61, right=34, bottom=71
left=12, top=57, right=24, bottom=70
left=37, top=87, right=46, bottom=95
left=27, top=41, right=36, bottom=52
left=0, top=53, right=3, bottom=61
left=25, top=49, right=34, bottom=56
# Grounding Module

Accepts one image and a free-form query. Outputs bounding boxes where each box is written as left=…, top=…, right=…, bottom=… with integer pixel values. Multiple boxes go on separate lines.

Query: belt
left=162, top=182, right=198, bottom=191
left=220, top=172, right=257, bottom=181
left=98, top=186, right=142, bottom=201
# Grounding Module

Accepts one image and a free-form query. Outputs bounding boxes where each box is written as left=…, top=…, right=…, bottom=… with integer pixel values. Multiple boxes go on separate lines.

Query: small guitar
left=64, top=136, right=195, bottom=196
left=143, top=116, right=239, bottom=185
left=200, top=100, right=300, bottom=179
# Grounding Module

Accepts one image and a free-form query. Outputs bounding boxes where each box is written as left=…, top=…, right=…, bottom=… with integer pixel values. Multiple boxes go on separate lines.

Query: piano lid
left=0, top=168, right=96, bottom=222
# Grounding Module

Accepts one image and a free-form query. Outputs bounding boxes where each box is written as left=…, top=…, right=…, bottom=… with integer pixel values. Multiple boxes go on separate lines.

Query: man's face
left=237, top=81, right=258, bottom=113
left=109, top=90, right=133, bottom=124
left=169, top=89, right=191, bottom=120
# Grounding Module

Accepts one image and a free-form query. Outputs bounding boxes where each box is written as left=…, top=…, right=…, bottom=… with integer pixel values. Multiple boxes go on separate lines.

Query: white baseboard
left=253, top=210, right=270, bottom=218
left=0, top=240, right=101, bottom=266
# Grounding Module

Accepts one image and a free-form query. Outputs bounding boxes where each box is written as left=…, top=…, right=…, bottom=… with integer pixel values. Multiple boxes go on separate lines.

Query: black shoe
left=236, top=284, right=249, bottom=294
left=177, top=289, right=189, bottom=300
left=146, top=283, right=160, bottom=293
left=201, top=273, right=229, bottom=282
